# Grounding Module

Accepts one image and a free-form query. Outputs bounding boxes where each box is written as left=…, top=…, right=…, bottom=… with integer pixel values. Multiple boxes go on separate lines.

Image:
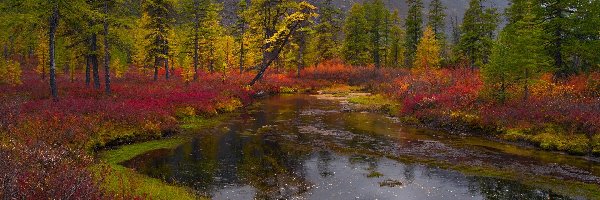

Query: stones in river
left=379, top=179, right=403, bottom=187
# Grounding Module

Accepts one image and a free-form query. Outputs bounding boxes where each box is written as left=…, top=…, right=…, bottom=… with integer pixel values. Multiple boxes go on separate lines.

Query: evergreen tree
left=387, top=10, right=404, bottom=68
left=483, top=1, right=550, bottom=101
left=143, top=0, right=175, bottom=81
left=404, top=0, right=423, bottom=67
left=427, top=0, right=446, bottom=63
left=342, top=3, right=370, bottom=66
left=364, top=0, right=388, bottom=68
left=312, top=0, right=343, bottom=63
left=458, top=0, right=499, bottom=70
left=427, top=0, right=446, bottom=43
left=413, top=26, right=441, bottom=70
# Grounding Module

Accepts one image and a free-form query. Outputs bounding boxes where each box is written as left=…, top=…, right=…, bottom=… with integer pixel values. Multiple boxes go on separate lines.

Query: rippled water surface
left=122, top=95, right=598, bottom=199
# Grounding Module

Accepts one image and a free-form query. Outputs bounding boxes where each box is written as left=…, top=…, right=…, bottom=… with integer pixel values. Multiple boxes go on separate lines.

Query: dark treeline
left=0, top=0, right=598, bottom=101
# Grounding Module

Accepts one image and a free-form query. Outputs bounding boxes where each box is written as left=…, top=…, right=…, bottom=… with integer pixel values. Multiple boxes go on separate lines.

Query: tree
left=342, top=3, right=370, bottom=66
left=413, top=26, right=441, bottom=70
left=386, top=10, right=404, bottom=68
left=427, top=0, right=446, bottom=62
left=311, top=0, right=343, bottom=64
left=143, top=0, right=175, bottom=81
left=235, top=0, right=248, bottom=74
left=483, top=1, right=550, bottom=102
left=458, top=0, right=499, bottom=70
left=364, top=0, right=388, bottom=68
left=404, top=0, right=423, bottom=67
left=247, top=1, right=317, bottom=85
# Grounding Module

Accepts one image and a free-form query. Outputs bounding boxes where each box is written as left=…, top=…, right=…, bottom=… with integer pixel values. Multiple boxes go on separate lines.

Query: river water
left=121, top=95, right=599, bottom=199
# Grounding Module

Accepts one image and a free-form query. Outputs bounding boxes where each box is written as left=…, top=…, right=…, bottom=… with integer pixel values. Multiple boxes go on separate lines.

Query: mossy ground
left=348, top=94, right=401, bottom=115
left=95, top=116, right=227, bottom=199
left=95, top=138, right=201, bottom=200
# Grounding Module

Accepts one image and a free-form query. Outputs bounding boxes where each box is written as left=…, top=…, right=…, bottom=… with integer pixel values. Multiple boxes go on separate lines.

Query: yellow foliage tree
left=413, top=26, right=441, bottom=71
left=0, top=58, right=22, bottom=85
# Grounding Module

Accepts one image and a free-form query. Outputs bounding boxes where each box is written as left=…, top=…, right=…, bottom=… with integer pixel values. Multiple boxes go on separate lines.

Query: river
left=121, top=95, right=600, bottom=199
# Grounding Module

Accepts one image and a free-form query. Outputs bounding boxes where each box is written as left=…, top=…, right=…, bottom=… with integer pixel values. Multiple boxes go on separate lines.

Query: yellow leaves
left=0, top=58, right=21, bottom=86
left=413, top=26, right=441, bottom=72
left=112, top=57, right=128, bottom=78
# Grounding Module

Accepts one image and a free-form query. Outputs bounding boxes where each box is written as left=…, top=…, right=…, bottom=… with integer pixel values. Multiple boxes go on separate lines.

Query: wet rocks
left=379, top=179, right=403, bottom=187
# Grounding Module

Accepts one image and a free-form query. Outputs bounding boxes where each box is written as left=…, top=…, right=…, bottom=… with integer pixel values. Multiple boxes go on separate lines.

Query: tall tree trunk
left=193, top=26, right=199, bottom=80
left=153, top=57, right=159, bottom=81
left=164, top=40, right=169, bottom=80
left=239, top=26, right=245, bottom=74
left=41, top=53, right=46, bottom=80
left=523, top=68, right=529, bottom=101
left=49, top=5, right=59, bottom=101
left=103, top=0, right=111, bottom=95
left=92, top=33, right=100, bottom=89
left=209, top=45, right=214, bottom=73
left=193, top=0, right=200, bottom=80
left=297, top=34, right=305, bottom=77
left=85, top=54, right=91, bottom=86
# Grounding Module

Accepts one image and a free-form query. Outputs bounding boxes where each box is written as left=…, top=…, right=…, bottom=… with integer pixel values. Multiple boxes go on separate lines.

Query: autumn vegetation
left=1, top=0, right=599, bottom=198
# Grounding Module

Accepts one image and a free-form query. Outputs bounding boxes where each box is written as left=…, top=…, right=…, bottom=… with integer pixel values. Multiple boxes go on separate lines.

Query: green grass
left=348, top=94, right=400, bottom=115
left=95, top=138, right=204, bottom=199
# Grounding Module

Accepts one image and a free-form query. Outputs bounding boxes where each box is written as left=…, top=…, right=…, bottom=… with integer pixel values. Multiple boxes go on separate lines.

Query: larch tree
left=387, top=10, right=404, bottom=68
left=364, top=0, right=388, bottom=68
left=483, top=1, right=550, bottom=102
left=342, top=3, right=370, bottom=66
left=235, top=0, right=248, bottom=74
left=413, top=26, right=441, bottom=71
left=458, top=0, right=499, bottom=70
left=143, top=0, right=175, bottom=81
left=246, top=1, right=317, bottom=85
left=311, top=0, right=343, bottom=64
left=427, top=0, right=446, bottom=63
left=404, top=0, right=423, bottom=68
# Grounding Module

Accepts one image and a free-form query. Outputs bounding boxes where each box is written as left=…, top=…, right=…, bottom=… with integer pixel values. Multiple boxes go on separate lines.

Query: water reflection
left=122, top=95, right=581, bottom=199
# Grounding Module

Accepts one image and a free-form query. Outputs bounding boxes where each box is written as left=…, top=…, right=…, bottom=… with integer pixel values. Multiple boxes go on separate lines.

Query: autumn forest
left=1, top=0, right=600, bottom=199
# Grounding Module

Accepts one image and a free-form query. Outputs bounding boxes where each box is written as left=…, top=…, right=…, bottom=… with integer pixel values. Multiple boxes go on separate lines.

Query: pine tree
left=364, top=0, right=388, bottom=68
left=143, top=0, right=175, bottom=81
left=312, top=0, right=343, bottom=63
left=387, top=10, right=404, bottom=68
left=404, top=0, right=423, bottom=67
left=342, top=3, right=370, bottom=66
left=413, top=26, right=441, bottom=71
left=427, top=0, right=446, bottom=63
left=483, top=1, right=550, bottom=101
left=458, top=0, right=499, bottom=70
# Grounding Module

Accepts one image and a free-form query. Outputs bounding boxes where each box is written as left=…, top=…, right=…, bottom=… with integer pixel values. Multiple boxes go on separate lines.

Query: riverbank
left=301, top=61, right=600, bottom=157
left=0, top=70, right=329, bottom=199
left=116, top=94, right=600, bottom=199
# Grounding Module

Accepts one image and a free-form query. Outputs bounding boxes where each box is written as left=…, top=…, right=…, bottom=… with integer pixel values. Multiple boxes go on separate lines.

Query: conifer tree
left=342, top=3, right=370, bottom=66
left=483, top=1, right=550, bottom=101
left=143, top=0, right=175, bottom=81
left=458, top=0, right=499, bottom=70
left=427, top=0, right=446, bottom=63
left=404, top=0, right=423, bottom=67
left=312, top=0, right=343, bottom=63
left=413, top=26, right=441, bottom=70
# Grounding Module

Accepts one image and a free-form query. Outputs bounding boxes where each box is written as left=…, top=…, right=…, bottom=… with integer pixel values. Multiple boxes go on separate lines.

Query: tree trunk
left=92, top=33, right=100, bottom=89
left=49, top=5, right=59, bottom=101
left=239, top=26, right=245, bottom=74
left=523, top=68, right=529, bottom=101
left=209, top=45, right=215, bottom=73
left=164, top=40, right=169, bottom=80
left=154, top=57, right=159, bottom=81
left=297, top=34, right=305, bottom=77
left=193, top=0, right=200, bottom=80
left=85, top=54, right=91, bottom=86
left=103, top=1, right=111, bottom=95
